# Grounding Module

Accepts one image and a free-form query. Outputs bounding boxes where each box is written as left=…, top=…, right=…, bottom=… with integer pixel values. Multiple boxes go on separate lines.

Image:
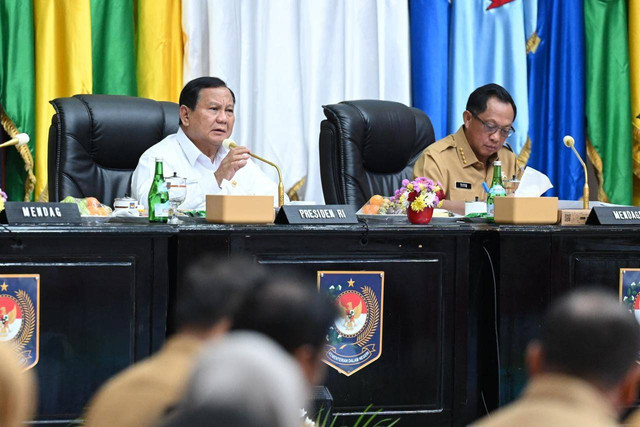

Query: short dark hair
left=540, top=287, right=640, bottom=388
left=175, top=255, right=266, bottom=330
left=231, top=274, right=338, bottom=354
left=466, top=83, right=517, bottom=121
left=178, top=77, right=236, bottom=125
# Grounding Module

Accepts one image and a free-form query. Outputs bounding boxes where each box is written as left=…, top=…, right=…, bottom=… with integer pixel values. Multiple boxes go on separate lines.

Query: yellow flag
left=33, top=0, right=92, bottom=201
left=137, top=0, right=183, bottom=102
left=630, top=0, right=640, bottom=205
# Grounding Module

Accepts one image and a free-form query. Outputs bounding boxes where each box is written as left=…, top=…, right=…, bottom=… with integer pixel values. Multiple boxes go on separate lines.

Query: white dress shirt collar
left=176, top=127, right=229, bottom=168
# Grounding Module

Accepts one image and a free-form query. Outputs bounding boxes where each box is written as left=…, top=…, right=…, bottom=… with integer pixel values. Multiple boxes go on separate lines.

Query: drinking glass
left=166, top=173, right=187, bottom=224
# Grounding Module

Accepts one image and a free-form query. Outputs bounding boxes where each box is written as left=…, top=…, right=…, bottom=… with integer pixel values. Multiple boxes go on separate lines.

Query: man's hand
left=214, top=146, right=251, bottom=186
left=441, top=200, right=465, bottom=216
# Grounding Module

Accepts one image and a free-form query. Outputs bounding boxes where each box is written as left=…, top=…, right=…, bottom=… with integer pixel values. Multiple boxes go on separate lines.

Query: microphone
left=563, top=135, right=589, bottom=210
left=0, top=133, right=29, bottom=148
left=222, top=139, right=285, bottom=207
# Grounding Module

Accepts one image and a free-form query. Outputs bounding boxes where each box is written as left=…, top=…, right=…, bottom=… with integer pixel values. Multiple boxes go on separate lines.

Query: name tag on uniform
left=455, top=181, right=472, bottom=190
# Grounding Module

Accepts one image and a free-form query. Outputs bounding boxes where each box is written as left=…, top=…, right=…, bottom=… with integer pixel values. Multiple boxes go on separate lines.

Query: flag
left=33, top=0, right=93, bottom=201
left=449, top=0, right=535, bottom=154
left=90, top=0, right=137, bottom=96
left=182, top=0, right=210, bottom=83
left=629, top=0, right=640, bottom=205
left=585, top=0, right=633, bottom=205
left=526, top=0, right=586, bottom=200
left=137, top=0, right=183, bottom=102
left=0, top=1, right=36, bottom=201
left=409, top=0, right=450, bottom=140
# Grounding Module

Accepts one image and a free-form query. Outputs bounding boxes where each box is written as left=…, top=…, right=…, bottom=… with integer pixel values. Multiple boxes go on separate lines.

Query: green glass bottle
left=148, top=158, right=169, bottom=223
left=486, top=160, right=506, bottom=222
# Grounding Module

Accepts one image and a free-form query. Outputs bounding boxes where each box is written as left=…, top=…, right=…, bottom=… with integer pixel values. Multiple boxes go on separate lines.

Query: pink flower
left=393, top=177, right=441, bottom=212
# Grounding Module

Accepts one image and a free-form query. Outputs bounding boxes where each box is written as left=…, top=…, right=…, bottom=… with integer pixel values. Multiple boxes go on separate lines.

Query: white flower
left=329, top=285, right=335, bottom=290
left=337, top=285, right=342, bottom=290
left=300, top=409, right=316, bottom=426
left=338, top=334, right=342, bottom=339
left=424, top=192, right=436, bottom=207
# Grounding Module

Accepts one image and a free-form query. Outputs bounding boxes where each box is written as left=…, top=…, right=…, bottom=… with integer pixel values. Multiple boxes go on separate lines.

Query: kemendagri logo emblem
left=0, top=275, right=40, bottom=370
left=318, top=271, right=384, bottom=376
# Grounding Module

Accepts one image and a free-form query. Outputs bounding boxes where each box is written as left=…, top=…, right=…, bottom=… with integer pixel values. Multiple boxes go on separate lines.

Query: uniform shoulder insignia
left=429, top=137, right=456, bottom=154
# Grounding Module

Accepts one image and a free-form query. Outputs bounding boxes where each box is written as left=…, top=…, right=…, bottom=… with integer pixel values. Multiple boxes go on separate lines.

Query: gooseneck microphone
left=0, top=133, right=29, bottom=148
left=222, top=139, right=285, bottom=207
left=563, top=135, right=589, bottom=210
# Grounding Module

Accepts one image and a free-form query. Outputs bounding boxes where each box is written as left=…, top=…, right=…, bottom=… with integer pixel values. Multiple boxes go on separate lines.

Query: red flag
left=487, top=0, right=515, bottom=10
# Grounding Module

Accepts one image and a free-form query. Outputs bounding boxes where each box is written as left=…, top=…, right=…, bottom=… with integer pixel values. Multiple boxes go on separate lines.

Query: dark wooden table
left=496, top=225, right=640, bottom=405
left=0, top=224, right=172, bottom=422
left=1, top=221, right=634, bottom=425
left=176, top=222, right=490, bottom=426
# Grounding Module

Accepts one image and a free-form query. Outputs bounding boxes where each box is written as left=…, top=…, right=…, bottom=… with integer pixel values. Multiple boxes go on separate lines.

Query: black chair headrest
left=322, top=100, right=430, bottom=174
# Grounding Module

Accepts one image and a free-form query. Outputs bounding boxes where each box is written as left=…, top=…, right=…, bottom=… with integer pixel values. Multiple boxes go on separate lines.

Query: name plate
left=275, top=205, right=358, bottom=224
left=3, top=202, right=81, bottom=225
left=586, top=207, right=640, bottom=225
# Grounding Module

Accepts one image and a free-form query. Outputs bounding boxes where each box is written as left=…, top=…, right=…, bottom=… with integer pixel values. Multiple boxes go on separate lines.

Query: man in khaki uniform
left=83, top=256, right=266, bottom=427
left=474, top=288, right=640, bottom=427
left=413, top=84, right=519, bottom=214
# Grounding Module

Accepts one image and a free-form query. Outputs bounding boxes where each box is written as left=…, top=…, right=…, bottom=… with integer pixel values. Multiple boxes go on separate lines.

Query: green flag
left=585, top=0, right=633, bottom=205
left=90, top=0, right=137, bottom=95
left=0, top=1, right=36, bottom=201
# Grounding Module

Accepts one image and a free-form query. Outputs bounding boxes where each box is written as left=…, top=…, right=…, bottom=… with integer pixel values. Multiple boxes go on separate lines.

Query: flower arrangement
left=394, top=177, right=444, bottom=212
left=391, top=177, right=444, bottom=224
left=360, top=178, right=445, bottom=217
left=0, top=188, right=6, bottom=212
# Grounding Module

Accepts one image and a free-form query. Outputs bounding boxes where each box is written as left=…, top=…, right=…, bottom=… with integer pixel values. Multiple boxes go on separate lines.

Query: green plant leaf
left=361, top=409, right=383, bottom=427
left=353, top=404, right=374, bottom=427
left=372, top=418, right=396, bottom=427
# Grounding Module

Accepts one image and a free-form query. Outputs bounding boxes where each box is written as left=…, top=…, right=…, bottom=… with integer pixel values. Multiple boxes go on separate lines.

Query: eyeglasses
left=470, top=112, right=515, bottom=138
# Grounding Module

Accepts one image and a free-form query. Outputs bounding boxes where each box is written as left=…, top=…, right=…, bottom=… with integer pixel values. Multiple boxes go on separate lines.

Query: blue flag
left=449, top=0, right=535, bottom=154
left=527, top=0, right=585, bottom=200
left=409, top=0, right=450, bottom=140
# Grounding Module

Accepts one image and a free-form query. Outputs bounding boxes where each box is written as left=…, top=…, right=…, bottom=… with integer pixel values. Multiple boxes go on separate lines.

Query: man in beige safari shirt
left=413, top=83, right=519, bottom=215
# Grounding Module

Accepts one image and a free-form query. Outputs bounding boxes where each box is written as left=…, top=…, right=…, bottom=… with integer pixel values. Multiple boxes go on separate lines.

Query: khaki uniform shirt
left=474, top=374, right=619, bottom=427
left=413, top=126, right=518, bottom=202
left=623, top=405, right=640, bottom=424
left=84, top=334, right=203, bottom=427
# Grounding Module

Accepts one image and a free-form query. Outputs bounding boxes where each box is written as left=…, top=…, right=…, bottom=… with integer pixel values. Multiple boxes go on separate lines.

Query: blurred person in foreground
left=83, top=256, right=266, bottom=427
left=160, top=331, right=307, bottom=427
left=0, top=342, right=36, bottom=426
left=474, top=288, right=640, bottom=427
left=231, top=274, right=338, bottom=386
left=160, top=274, right=338, bottom=426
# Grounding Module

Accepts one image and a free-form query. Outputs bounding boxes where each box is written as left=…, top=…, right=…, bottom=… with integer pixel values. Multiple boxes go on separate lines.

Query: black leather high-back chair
left=48, top=94, right=179, bottom=207
left=319, top=100, right=435, bottom=208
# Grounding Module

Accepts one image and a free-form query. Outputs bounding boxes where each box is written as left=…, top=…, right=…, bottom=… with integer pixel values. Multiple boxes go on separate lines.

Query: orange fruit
left=86, top=205, right=100, bottom=215
left=362, top=204, right=380, bottom=215
left=369, top=195, right=384, bottom=206
left=85, top=197, right=100, bottom=208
